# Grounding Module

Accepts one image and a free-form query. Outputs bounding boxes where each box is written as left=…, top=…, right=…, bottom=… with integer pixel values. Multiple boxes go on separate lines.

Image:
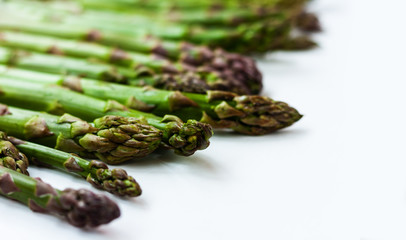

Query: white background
left=1, top=0, right=406, bottom=239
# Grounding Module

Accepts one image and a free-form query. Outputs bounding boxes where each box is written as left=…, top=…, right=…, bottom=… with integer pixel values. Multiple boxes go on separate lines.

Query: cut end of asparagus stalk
left=0, top=132, right=29, bottom=175
left=203, top=91, right=303, bottom=135
left=84, top=160, right=142, bottom=197
left=161, top=115, right=213, bottom=156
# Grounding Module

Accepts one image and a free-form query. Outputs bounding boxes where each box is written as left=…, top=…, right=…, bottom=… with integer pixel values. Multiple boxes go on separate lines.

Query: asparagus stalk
left=0, top=67, right=302, bottom=135
left=0, top=131, right=29, bottom=175
left=0, top=31, right=263, bottom=95
left=8, top=137, right=142, bottom=197
left=54, top=0, right=321, bottom=33
left=0, top=45, right=147, bottom=84
left=0, top=79, right=213, bottom=156
left=12, top=0, right=307, bottom=26
left=1, top=128, right=141, bottom=196
left=78, top=0, right=320, bottom=32
left=0, top=45, right=214, bottom=94
left=81, top=0, right=273, bottom=10
left=0, top=166, right=120, bottom=228
left=0, top=2, right=310, bottom=53
left=76, top=1, right=280, bottom=26
left=0, top=105, right=162, bottom=164
left=78, top=0, right=306, bottom=10
left=0, top=45, right=219, bottom=95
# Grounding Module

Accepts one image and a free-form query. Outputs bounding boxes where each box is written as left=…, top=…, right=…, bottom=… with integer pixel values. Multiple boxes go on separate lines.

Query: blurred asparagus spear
left=0, top=66, right=302, bottom=135
left=0, top=105, right=162, bottom=164
left=9, top=137, right=142, bottom=197
left=0, top=165, right=120, bottom=228
left=0, top=79, right=213, bottom=156
left=0, top=31, right=263, bottom=95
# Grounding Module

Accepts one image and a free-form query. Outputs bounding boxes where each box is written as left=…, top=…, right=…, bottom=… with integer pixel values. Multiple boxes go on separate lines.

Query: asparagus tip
left=162, top=116, right=213, bottom=156
left=53, top=187, right=121, bottom=228
left=0, top=132, right=29, bottom=175
left=86, top=160, right=142, bottom=197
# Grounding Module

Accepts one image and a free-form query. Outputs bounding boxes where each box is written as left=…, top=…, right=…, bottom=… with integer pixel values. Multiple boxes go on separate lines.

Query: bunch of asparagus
left=0, top=67, right=302, bottom=135
left=0, top=0, right=315, bottom=229
left=0, top=131, right=121, bottom=227
left=0, top=0, right=320, bottom=53
left=0, top=0, right=320, bottom=96
left=0, top=30, right=263, bottom=95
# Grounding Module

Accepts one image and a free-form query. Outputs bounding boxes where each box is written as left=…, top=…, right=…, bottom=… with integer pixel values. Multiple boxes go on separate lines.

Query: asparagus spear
left=78, top=0, right=306, bottom=10
left=0, top=31, right=263, bottom=95
left=0, top=45, right=148, bottom=83
left=0, top=45, right=214, bottom=93
left=0, top=2, right=309, bottom=53
left=1, top=128, right=140, bottom=196
left=0, top=79, right=213, bottom=156
left=13, top=0, right=306, bottom=26
left=41, top=0, right=320, bottom=33
left=0, top=166, right=120, bottom=228
left=78, top=0, right=320, bottom=32
left=0, top=104, right=162, bottom=164
left=0, top=67, right=302, bottom=135
left=75, top=1, right=280, bottom=26
left=0, top=131, right=29, bottom=175
left=80, top=0, right=271, bottom=10
left=8, top=137, right=142, bottom=197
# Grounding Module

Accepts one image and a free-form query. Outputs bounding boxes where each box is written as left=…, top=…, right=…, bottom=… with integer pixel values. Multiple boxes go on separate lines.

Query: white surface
left=1, top=0, right=406, bottom=239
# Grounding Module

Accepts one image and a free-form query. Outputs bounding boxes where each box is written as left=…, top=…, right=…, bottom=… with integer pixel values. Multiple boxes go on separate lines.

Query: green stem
left=0, top=31, right=263, bottom=95
left=10, top=138, right=142, bottom=197
left=0, top=1, right=301, bottom=53
left=0, top=105, right=162, bottom=164
left=0, top=78, right=212, bottom=156
left=0, top=166, right=120, bottom=228
left=0, top=66, right=302, bottom=135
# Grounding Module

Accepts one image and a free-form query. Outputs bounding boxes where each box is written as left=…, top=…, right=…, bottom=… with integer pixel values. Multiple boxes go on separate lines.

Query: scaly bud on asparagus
left=0, top=166, right=120, bottom=227
left=0, top=67, right=302, bottom=135
left=0, top=32, right=263, bottom=95
left=0, top=78, right=212, bottom=156
left=0, top=1, right=314, bottom=53
left=8, top=136, right=142, bottom=197
left=0, top=104, right=162, bottom=164
left=0, top=131, right=29, bottom=175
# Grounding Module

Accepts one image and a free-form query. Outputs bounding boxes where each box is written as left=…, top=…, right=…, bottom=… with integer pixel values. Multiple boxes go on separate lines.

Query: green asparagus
left=78, top=0, right=306, bottom=10
left=58, top=0, right=322, bottom=33
left=0, top=31, right=263, bottom=95
left=11, top=0, right=311, bottom=27
left=75, top=2, right=277, bottom=26
left=0, top=1, right=312, bottom=53
left=78, top=0, right=320, bottom=32
left=0, top=104, right=162, bottom=164
left=8, top=136, right=142, bottom=197
left=0, top=66, right=302, bottom=135
left=0, top=45, right=214, bottom=94
left=0, top=79, right=213, bottom=156
left=0, top=165, right=120, bottom=227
